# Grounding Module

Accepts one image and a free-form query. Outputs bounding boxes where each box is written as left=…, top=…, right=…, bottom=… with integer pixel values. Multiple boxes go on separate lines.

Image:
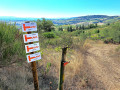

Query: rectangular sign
left=22, top=22, right=37, bottom=32
left=27, top=52, right=41, bottom=63
left=23, top=33, right=39, bottom=43
left=25, top=43, right=40, bottom=53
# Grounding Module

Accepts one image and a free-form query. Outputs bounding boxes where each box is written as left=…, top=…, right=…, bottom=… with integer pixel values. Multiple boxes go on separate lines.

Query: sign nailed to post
left=25, top=43, right=40, bottom=53
left=27, top=52, right=41, bottom=63
left=23, top=33, right=39, bottom=43
left=22, top=22, right=40, bottom=90
left=22, top=22, right=37, bottom=32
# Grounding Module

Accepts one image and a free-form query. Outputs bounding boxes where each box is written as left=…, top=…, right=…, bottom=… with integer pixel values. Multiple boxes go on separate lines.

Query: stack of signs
left=22, top=22, right=41, bottom=63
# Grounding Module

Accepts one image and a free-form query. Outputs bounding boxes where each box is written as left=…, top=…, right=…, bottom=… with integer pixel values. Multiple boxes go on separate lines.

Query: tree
left=67, top=26, right=70, bottom=32
left=36, top=19, right=43, bottom=32
left=76, top=25, right=78, bottom=30
left=95, top=23, right=98, bottom=27
left=97, top=29, right=100, bottom=33
left=82, top=24, right=85, bottom=30
left=87, top=24, right=90, bottom=29
left=59, top=27, right=63, bottom=31
left=79, top=25, right=82, bottom=30
left=89, top=24, right=96, bottom=28
left=107, top=23, right=110, bottom=26
left=70, top=26, right=73, bottom=32
left=37, top=18, right=54, bottom=32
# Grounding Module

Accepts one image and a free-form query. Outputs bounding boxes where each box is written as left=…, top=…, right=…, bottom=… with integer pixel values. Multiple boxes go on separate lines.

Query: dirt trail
left=86, top=44, right=120, bottom=90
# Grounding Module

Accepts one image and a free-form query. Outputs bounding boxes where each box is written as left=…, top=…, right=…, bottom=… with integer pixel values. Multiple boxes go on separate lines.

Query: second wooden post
left=59, top=47, right=68, bottom=90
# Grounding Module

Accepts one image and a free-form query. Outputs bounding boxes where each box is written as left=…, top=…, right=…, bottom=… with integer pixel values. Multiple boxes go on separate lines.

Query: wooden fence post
left=59, top=47, right=68, bottom=90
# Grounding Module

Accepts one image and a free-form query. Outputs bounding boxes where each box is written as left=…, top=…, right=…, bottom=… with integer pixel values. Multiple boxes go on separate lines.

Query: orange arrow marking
left=23, top=24, right=36, bottom=31
left=28, top=56, right=35, bottom=62
left=63, top=62, right=70, bottom=66
left=28, top=55, right=40, bottom=62
left=27, top=46, right=34, bottom=52
left=25, top=35, right=32, bottom=42
left=26, top=46, right=39, bottom=52
left=24, top=35, right=38, bottom=42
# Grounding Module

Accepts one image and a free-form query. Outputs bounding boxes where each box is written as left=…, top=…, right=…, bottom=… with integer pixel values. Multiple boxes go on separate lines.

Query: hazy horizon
left=0, top=14, right=120, bottom=19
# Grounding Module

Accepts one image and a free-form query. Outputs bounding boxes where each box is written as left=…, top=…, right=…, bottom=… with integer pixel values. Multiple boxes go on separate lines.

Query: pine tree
left=70, top=26, right=73, bottom=32
left=82, top=24, right=85, bottom=30
left=79, top=25, right=81, bottom=30
left=58, top=27, right=63, bottom=31
left=76, top=25, right=78, bottom=30
left=95, top=23, right=98, bottom=27
left=67, top=26, right=70, bottom=32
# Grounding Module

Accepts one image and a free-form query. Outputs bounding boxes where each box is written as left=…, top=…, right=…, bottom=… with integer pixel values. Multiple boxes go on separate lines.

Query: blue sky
left=0, top=0, right=120, bottom=18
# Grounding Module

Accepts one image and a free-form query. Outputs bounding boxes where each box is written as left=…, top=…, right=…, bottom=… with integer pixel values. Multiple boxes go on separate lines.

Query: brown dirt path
left=86, top=44, right=120, bottom=90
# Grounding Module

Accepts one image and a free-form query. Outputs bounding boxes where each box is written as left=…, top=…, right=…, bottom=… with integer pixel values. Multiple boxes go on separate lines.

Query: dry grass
left=111, top=45, right=120, bottom=62
left=0, top=45, right=86, bottom=90
left=0, top=39, right=108, bottom=90
left=64, top=50, right=84, bottom=89
left=37, top=46, right=84, bottom=90
left=0, top=64, right=34, bottom=90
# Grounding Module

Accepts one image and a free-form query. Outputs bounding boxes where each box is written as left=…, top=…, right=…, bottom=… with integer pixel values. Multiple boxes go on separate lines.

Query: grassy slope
left=0, top=20, right=120, bottom=89
left=1, top=39, right=119, bottom=90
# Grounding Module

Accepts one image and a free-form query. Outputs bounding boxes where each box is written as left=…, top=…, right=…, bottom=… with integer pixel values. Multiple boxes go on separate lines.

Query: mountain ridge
left=0, top=15, right=120, bottom=25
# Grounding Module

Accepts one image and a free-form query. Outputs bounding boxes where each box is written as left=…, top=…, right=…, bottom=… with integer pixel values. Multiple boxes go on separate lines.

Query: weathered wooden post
left=59, top=47, right=69, bottom=90
left=31, top=61, right=39, bottom=90
left=22, top=21, right=41, bottom=90
left=27, top=31, right=39, bottom=90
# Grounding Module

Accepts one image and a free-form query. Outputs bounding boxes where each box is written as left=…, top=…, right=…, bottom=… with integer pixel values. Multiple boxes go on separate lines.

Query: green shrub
left=72, top=30, right=82, bottom=36
left=43, top=32, right=56, bottom=38
left=55, top=47, right=61, bottom=52
left=101, top=22, right=120, bottom=43
left=79, top=33, right=87, bottom=45
left=94, top=29, right=100, bottom=34
left=103, top=37, right=113, bottom=43
left=59, top=33, right=73, bottom=47
left=0, top=22, right=25, bottom=66
left=52, top=31, right=64, bottom=37
left=40, top=31, right=74, bottom=48
left=90, top=34, right=101, bottom=40
left=109, top=26, right=120, bottom=43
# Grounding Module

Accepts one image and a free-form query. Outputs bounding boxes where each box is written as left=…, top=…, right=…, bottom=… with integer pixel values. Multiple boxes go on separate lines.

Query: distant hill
left=51, top=15, right=120, bottom=25
left=0, top=15, right=120, bottom=25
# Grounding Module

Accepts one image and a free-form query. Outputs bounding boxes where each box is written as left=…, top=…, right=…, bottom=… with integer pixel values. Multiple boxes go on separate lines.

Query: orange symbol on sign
left=24, top=35, right=38, bottom=42
left=26, top=46, right=39, bottom=52
left=28, top=55, right=40, bottom=61
left=25, top=35, right=32, bottom=42
left=23, top=24, right=36, bottom=31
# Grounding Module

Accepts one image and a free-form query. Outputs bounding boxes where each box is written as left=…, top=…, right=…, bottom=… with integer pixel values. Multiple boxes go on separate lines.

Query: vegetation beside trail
left=0, top=21, right=87, bottom=90
left=53, top=20, right=120, bottom=44
left=0, top=22, right=25, bottom=66
left=0, top=19, right=120, bottom=89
